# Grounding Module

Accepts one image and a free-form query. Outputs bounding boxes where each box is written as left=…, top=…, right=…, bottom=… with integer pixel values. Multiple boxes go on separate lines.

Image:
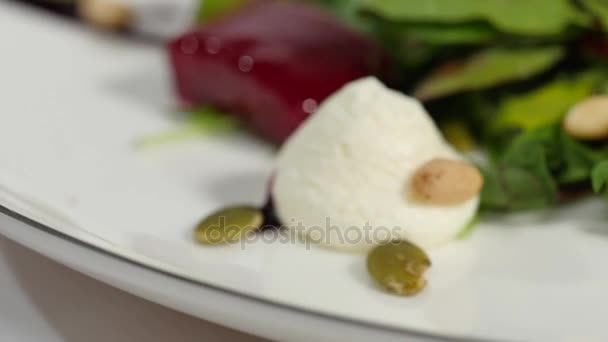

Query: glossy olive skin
left=367, top=240, right=431, bottom=296
left=195, top=206, right=263, bottom=245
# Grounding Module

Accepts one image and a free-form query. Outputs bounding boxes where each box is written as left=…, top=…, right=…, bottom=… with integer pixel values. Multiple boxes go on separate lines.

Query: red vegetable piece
left=168, top=1, right=390, bottom=144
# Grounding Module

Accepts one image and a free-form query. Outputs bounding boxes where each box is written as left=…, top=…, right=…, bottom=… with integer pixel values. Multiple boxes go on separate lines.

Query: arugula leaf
left=481, top=127, right=558, bottom=210
left=197, top=0, right=249, bottom=21
left=580, top=0, right=608, bottom=30
left=414, top=47, right=564, bottom=100
left=557, top=134, right=608, bottom=184
left=314, top=0, right=372, bottom=31
left=481, top=163, right=557, bottom=211
left=503, top=131, right=559, bottom=203
left=136, top=107, right=239, bottom=149
left=480, top=125, right=608, bottom=211
left=386, top=22, right=498, bottom=45
left=592, top=161, right=608, bottom=194
left=493, top=71, right=604, bottom=133
left=361, top=0, right=589, bottom=36
left=441, top=120, right=476, bottom=151
left=370, top=22, right=443, bottom=71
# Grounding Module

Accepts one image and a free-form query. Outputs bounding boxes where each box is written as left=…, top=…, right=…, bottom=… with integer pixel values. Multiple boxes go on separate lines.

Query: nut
left=78, top=0, right=132, bottom=31
left=410, top=158, right=483, bottom=205
left=564, top=96, right=608, bottom=141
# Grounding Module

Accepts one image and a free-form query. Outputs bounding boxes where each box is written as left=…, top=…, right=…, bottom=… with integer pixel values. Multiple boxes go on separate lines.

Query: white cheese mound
left=272, top=77, right=479, bottom=252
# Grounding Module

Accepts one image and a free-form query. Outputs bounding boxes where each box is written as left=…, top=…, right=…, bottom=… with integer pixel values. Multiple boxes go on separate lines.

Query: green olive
left=367, top=240, right=431, bottom=296
left=194, top=206, right=263, bottom=245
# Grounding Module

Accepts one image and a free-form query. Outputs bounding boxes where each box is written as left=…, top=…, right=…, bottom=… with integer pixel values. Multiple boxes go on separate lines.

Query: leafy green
left=481, top=163, right=556, bottom=211
left=556, top=135, right=608, bottom=184
left=592, top=161, right=608, bottom=194
left=314, top=0, right=372, bottom=31
left=370, top=23, right=443, bottom=71
left=390, top=22, right=498, bottom=45
left=481, top=128, right=558, bottom=211
left=361, top=0, right=589, bottom=36
left=136, top=108, right=239, bottom=149
left=197, top=0, right=249, bottom=21
left=492, top=71, right=603, bottom=133
left=414, top=47, right=564, bottom=100
left=480, top=126, right=608, bottom=211
left=581, top=0, right=608, bottom=30
left=441, top=120, right=476, bottom=151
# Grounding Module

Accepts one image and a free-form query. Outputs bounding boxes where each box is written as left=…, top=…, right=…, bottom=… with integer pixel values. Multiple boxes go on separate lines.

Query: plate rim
left=0, top=203, right=496, bottom=342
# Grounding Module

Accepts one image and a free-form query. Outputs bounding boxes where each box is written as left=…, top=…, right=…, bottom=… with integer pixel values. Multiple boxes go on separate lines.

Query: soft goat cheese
left=271, top=77, right=479, bottom=252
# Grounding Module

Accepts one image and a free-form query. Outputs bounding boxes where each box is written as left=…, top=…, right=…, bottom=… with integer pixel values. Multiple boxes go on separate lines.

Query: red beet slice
left=168, top=1, right=390, bottom=144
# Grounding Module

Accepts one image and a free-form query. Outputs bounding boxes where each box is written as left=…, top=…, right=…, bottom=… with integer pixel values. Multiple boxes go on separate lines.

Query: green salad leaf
left=136, top=107, right=239, bottom=149
left=581, top=0, right=608, bottom=30
left=481, top=127, right=558, bottom=211
left=414, top=47, right=564, bottom=100
left=481, top=163, right=556, bottom=211
left=441, top=120, right=476, bottom=151
left=387, top=22, right=498, bottom=45
left=314, top=0, right=371, bottom=30
left=481, top=126, right=608, bottom=211
left=197, top=0, right=249, bottom=21
left=361, top=0, right=588, bottom=36
left=493, top=71, right=603, bottom=133
left=592, top=161, right=608, bottom=194
left=557, top=135, right=608, bottom=184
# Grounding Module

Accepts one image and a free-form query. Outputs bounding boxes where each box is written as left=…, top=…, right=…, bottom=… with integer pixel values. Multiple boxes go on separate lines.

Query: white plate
left=2, top=3, right=608, bottom=342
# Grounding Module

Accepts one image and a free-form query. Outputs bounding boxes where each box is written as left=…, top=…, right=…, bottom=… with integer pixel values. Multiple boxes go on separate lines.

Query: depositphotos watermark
left=203, top=217, right=406, bottom=249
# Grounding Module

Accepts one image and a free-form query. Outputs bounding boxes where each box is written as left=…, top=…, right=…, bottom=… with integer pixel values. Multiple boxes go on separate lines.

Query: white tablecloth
left=0, top=236, right=266, bottom=342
